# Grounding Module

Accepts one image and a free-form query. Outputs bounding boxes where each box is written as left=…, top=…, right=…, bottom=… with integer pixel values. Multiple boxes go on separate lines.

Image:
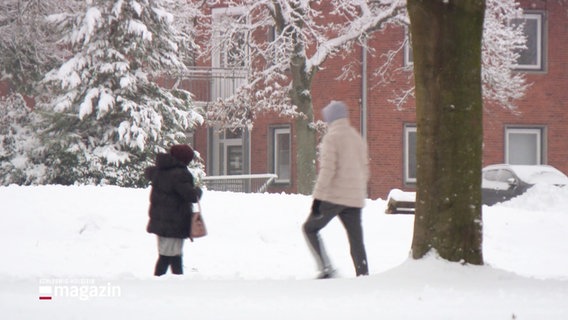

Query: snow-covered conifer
left=0, top=0, right=71, bottom=95
left=37, top=0, right=203, bottom=186
left=0, top=94, right=46, bottom=185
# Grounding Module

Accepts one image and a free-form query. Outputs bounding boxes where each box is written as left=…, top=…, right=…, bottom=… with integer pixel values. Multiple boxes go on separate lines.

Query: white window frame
left=505, top=127, right=544, bottom=165
left=267, top=25, right=279, bottom=66
left=404, top=125, right=417, bottom=184
left=211, top=7, right=249, bottom=99
left=512, top=12, right=545, bottom=71
left=211, top=128, right=245, bottom=176
left=272, top=127, right=291, bottom=184
left=404, top=28, right=413, bottom=67
left=224, top=141, right=244, bottom=175
left=211, top=7, right=248, bottom=69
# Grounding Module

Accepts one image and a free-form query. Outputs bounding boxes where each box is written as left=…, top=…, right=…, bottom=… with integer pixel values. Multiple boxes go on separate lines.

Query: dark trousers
left=303, top=201, right=369, bottom=276
left=154, top=255, right=183, bottom=276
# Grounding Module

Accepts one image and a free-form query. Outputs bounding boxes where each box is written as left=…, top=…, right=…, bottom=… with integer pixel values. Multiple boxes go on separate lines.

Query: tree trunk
left=408, top=0, right=485, bottom=264
left=287, top=5, right=317, bottom=195
left=290, top=57, right=317, bottom=195
left=294, top=106, right=317, bottom=195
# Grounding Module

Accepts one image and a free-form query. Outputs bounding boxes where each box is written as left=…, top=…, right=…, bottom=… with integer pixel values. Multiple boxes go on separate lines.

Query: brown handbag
left=190, top=202, right=207, bottom=239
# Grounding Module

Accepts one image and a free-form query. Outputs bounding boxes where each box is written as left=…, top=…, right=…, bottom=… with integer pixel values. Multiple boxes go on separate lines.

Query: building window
left=267, top=25, right=282, bottom=66
left=404, top=28, right=413, bottom=67
left=210, top=127, right=247, bottom=176
left=406, top=12, right=546, bottom=71
left=511, top=12, right=545, bottom=71
left=211, top=7, right=248, bottom=100
left=270, top=126, right=291, bottom=184
left=404, top=124, right=417, bottom=183
left=505, top=127, right=544, bottom=165
left=212, top=7, right=248, bottom=69
left=266, top=24, right=293, bottom=71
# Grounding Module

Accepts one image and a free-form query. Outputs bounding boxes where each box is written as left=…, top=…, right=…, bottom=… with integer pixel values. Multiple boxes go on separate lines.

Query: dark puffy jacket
left=145, top=153, right=202, bottom=238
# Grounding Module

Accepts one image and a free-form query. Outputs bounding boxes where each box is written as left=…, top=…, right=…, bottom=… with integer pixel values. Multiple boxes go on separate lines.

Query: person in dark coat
left=145, top=144, right=202, bottom=276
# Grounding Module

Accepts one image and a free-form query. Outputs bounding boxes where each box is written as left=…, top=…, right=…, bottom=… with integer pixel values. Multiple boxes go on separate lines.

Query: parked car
left=482, top=164, right=568, bottom=205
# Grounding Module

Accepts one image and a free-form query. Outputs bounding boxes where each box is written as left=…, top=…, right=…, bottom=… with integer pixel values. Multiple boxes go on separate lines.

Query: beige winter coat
left=312, top=118, right=369, bottom=208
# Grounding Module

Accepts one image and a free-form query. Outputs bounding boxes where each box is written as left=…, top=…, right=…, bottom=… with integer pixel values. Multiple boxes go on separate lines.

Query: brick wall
left=1, top=1, right=564, bottom=199
left=483, top=0, right=568, bottom=178
left=194, top=1, right=568, bottom=200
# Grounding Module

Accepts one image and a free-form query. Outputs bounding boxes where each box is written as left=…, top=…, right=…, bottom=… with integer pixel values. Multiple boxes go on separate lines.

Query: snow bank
left=1, top=185, right=567, bottom=319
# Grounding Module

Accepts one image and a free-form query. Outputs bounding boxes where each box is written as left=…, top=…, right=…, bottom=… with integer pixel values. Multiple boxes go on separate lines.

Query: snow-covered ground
left=1, top=184, right=567, bottom=319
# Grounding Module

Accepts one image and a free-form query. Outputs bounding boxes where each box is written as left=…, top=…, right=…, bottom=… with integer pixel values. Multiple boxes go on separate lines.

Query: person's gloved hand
left=195, top=187, right=203, bottom=200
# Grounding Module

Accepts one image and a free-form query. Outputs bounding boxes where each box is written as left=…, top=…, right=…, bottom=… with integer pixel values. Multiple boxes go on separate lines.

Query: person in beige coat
left=303, top=100, right=370, bottom=279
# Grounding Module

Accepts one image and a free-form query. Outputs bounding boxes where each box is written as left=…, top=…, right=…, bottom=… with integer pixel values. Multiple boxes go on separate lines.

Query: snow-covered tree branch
left=203, top=0, right=528, bottom=122
left=0, top=0, right=74, bottom=95
left=481, top=0, right=528, bottom=110
left=199, top=0, right=526, bottom=193
left=378, top=0, right=528, bottom=110
left=0, top=93, right=46, bottom=185
left=0, top=0, right=529, bottom=189
left=200, top=0, right=406, bottom=193
left=202, top=0, right=406, bottom=129
left=3, top=0, right=205, bottom=187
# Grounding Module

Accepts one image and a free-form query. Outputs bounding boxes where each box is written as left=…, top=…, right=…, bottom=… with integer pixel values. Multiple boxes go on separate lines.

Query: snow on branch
left=200, top=0, right=527, bottom=130
left=33, top=0, right=204, bottom=186
left=369, top=0, right=528, bottom=110
left=307, top=0, right=406, bottom=71
left=202, top=0, right=406, bottom=128
left=481, top=0, right=528, bottom=110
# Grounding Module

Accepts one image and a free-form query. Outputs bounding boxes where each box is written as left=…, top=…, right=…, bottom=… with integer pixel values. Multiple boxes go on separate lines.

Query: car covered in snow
left=481, top=164, right=568, bottom=206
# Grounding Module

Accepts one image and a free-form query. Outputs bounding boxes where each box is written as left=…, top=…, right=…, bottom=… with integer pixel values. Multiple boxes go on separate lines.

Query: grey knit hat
left=322, top=100, right=348, bottom=123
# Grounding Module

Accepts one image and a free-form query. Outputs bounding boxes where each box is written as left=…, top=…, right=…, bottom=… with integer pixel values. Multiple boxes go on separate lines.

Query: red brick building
left=191, top=0, right=568, bottom=199
left=1, top=1, right=565, bottom=199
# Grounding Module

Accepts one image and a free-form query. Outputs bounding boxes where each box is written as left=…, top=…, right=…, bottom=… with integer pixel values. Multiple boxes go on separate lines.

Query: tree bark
left=408, top=0, right=485, bottom=264
left=293, top=106, right=317, bottom=195
left=286, top=2, right=317, bottom=195
left=290, top=51, right=317, bottom=195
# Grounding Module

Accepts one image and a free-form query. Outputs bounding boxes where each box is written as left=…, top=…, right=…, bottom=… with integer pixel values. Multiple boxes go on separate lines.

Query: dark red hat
left=169, top=144, right=194, bottom=165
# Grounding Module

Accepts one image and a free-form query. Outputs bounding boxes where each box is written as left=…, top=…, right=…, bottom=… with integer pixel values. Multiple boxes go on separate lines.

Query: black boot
left=170, top=255, right=183, bottom=275
left=154, top=255, right=171, bottom=276
left=355, top=259, right=369, bottom=277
